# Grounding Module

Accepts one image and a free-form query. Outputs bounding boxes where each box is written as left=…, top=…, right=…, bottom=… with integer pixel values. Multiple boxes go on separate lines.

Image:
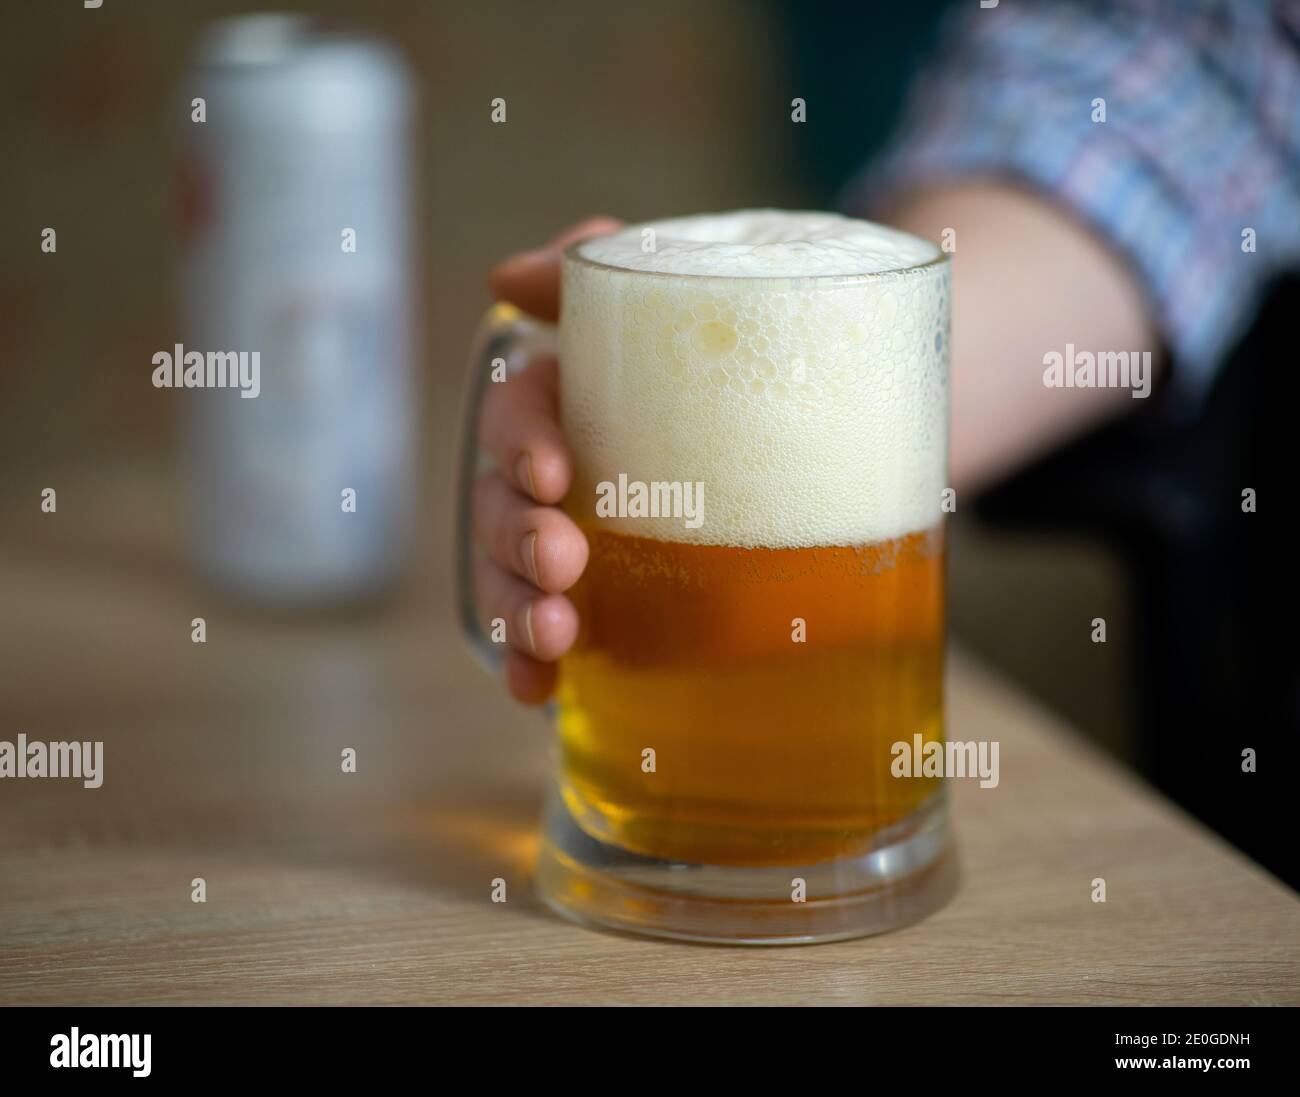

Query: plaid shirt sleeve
left=845, top=0, right=1300, bottom=401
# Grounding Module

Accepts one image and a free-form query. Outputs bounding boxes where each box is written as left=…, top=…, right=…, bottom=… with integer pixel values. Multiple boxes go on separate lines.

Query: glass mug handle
left=455, top=302, right=557, bottom=673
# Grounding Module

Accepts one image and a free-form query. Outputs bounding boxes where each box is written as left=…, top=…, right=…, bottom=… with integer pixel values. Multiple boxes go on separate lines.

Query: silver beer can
left=177, top=14, right=415, bottom=606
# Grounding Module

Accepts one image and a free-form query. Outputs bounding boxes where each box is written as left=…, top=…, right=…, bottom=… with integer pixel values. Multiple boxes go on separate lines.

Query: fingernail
left=521, top=600, right=537, bottom=654
left=516, top=452, right=536, bottom=498
left=520, top=530, right=540, bottom=584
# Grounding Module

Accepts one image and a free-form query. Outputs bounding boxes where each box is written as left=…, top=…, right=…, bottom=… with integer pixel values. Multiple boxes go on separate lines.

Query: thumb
left=488, top=216, right=624, bottom=323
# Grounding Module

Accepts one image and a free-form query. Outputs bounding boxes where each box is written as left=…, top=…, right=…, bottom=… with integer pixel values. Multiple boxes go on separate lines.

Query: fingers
left=472, top=471, right=589, bottom=593
left=476, top=215, right=619, bottom=705
left=473, top=555, right=580, bottom=662
left=503, top=650, right=558, bottom=706
left=488, top=216, right=624, bottom=323
left=477, top=353, right=570, bottom=505
left=473, top=543, right=581, bottom=706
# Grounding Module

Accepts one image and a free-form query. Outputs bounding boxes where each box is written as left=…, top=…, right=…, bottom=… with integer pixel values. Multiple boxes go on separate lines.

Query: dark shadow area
left=976, top=276, right=1298, bottom=889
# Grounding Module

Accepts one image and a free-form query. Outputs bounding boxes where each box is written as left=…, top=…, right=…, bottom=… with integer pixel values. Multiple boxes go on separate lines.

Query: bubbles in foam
left=561, top=210, right=950, bottom=549
left=577, top=209, right=940, bottom=279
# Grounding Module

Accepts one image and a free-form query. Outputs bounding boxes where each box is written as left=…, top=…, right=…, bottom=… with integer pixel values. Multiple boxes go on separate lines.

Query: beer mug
left=457, top=211, right=956, bottom=943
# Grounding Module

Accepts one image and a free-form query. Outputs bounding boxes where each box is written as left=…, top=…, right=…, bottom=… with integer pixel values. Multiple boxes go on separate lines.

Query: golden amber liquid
left=555, top=523, right=945, bottom=866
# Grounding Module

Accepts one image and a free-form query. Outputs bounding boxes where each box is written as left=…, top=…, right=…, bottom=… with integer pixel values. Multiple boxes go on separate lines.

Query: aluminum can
left=177, top=14, right=415, bottom=605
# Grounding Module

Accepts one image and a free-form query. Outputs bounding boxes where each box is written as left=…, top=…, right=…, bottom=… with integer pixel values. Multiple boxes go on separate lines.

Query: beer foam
left=577, top=209, right=939, bottom=279
left=561, top=210, right=949, bottom=549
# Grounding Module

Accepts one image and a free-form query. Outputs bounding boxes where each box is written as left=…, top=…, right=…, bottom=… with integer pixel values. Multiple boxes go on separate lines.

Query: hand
left=474, top=217, right=623, bottom=703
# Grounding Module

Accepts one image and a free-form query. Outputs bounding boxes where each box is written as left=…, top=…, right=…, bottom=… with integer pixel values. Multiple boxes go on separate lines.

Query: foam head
left=561, top=210, right=949, bottom=548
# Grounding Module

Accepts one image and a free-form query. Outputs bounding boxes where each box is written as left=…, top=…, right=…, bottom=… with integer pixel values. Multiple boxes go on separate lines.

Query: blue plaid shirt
left=847, top=0, right=1300, bottom=401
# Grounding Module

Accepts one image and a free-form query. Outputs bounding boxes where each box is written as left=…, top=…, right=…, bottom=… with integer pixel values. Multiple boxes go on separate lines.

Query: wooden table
left=1, top=467, right=1297, bottom=1005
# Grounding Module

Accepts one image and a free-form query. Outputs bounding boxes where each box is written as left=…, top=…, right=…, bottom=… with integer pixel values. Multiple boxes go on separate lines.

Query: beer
left=468, top=209, right=954, bottom=940
left=558, top=524, right=944, bottom=866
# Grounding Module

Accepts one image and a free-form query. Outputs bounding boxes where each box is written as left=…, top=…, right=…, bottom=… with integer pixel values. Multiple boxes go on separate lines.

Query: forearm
left=885, top=180, right=1163, bottom=495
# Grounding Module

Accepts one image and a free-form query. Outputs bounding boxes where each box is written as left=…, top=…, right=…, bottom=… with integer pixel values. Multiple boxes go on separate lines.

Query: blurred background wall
left=0, top=0, right=1131, bottom=760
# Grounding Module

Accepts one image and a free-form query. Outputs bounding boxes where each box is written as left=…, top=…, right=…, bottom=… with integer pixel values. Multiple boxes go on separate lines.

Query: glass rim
left=562, top=236, right=950, bottom=285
